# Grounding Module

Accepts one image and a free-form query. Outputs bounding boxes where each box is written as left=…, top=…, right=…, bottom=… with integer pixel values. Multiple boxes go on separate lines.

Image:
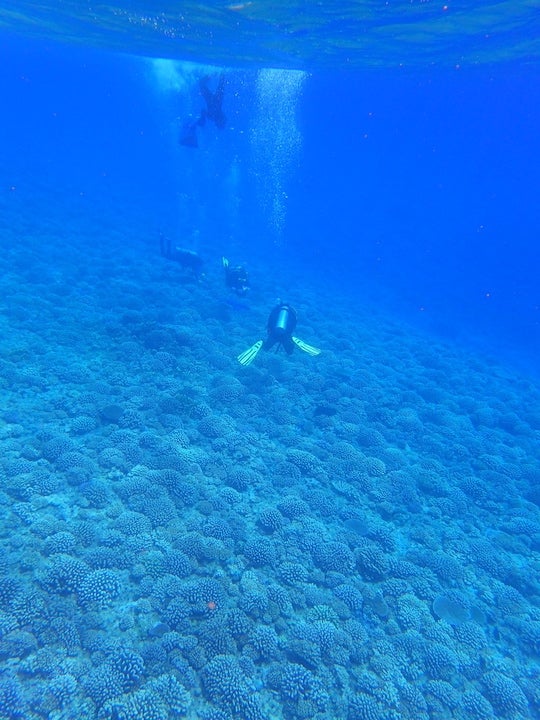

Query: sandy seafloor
left=1, top=186, right=540, bottom=720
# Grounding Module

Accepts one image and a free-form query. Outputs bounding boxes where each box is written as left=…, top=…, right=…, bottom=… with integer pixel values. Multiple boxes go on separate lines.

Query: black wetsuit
left=225, top=264, right=250, bottom=296
left=199, top=74, right=226, bottom=129
left=160, top=235, right=203, bottom=278
left=179, top=74, right=226, bottom=147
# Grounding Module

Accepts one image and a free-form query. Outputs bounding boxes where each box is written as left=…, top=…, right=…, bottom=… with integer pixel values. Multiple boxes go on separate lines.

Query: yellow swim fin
left=292, top=336, right=321, bottom=356
left=237, top=340, right=263, bottom=366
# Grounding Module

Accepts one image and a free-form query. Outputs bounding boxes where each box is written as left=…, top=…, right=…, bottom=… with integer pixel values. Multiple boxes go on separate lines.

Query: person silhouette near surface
left=179, top=74, right=226, bottom=148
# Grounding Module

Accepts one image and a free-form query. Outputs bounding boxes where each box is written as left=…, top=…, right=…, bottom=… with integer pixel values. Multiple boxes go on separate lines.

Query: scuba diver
left=222, top=257, right=250, bottom=297
left=160, top=233, right=204, bottom=280
left=237, top=301, right=321, bottom=366
left=179, top=74, right=226, bottom=148
left=199, top=74, right=226, bottom=129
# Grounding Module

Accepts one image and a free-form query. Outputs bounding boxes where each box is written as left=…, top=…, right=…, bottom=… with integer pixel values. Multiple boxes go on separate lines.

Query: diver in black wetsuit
left=179, top=74, right=226, bottom=148
left=222, top=257, right=250, bottom=297
left=199, top=74, right=226, bottom=129
left=160, top=233, right=204, bottom=280
left=237, top=301, right=321, bottom=366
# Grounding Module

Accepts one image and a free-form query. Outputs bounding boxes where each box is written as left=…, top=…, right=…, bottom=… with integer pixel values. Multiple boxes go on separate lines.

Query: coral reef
left=1, top=224, right=539, bottom=720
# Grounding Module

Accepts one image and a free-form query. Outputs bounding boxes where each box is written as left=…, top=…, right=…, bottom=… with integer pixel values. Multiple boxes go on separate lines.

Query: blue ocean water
left=1, top=6, right=540, bottom=720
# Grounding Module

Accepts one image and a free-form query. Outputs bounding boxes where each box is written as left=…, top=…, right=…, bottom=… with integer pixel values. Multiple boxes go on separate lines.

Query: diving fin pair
left=237, top=340, right=263, bottom=366
left=292, top=336, right=321, bottom=356
left=237, top=337, right=320, bottom=365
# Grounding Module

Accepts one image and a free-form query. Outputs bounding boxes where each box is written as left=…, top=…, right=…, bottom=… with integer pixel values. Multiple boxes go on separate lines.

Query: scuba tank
left=275, top=306, right=291, bottom=334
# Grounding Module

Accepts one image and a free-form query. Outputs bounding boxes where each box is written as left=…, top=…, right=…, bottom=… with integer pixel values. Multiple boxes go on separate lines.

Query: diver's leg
left=199, top=76, right=212, bottom=104
left=283, top=337, right=295, bottom=355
